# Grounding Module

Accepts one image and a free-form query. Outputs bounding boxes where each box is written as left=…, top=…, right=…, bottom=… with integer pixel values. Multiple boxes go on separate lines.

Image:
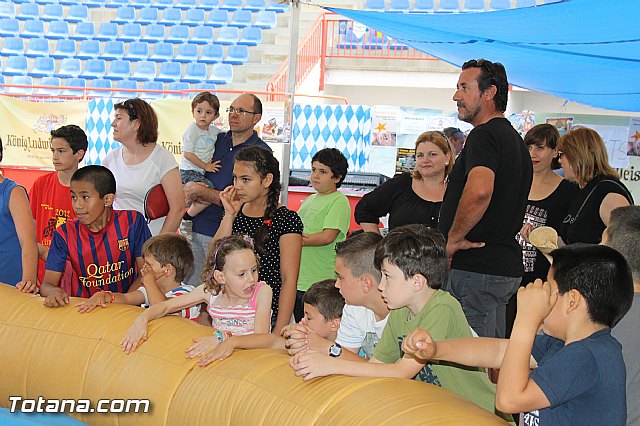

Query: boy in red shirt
left=29, top=125, right=87, bottom=289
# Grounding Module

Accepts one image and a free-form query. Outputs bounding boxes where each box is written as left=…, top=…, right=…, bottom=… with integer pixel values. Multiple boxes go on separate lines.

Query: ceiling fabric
left=327, top=0, right=640, bottom=112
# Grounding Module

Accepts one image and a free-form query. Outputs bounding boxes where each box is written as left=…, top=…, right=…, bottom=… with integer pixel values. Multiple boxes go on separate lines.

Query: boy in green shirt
left=294, top=148, right=351, bottom=322
left=290, top=225, right=509, bottom=421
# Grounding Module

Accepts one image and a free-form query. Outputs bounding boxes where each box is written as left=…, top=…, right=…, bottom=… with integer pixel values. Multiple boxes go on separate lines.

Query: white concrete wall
left=318, top=68, right=637, bottom=116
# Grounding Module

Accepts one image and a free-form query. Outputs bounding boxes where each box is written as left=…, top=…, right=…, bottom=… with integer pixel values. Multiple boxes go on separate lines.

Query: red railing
left=266, top=13, right=326, bottom=102
left=266, top=11, right=437, bottom=100
left=0, top=83, right=348, bottom=104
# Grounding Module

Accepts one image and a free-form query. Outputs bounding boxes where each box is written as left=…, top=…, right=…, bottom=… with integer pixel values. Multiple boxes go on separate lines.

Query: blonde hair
left=412, top=131, right=455, bottom=179
left=201, top=235, right=258, bottom=295
left=557, top=127, right=618, bottom=186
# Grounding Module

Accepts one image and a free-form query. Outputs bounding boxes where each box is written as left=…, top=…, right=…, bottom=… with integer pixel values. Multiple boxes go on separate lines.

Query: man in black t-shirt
left=438, top=59, right=532, bottom=338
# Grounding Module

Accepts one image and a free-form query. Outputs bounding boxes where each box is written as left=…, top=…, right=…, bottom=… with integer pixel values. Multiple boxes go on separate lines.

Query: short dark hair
left=249, top=94, right=262, bottom=114
left=71, top=165, right=116, bottom=198
left=311, top=148, right=349, bottom=188
left=335, top=232, right=383, bottom=283
left=550, top=244, right=634, bottom=328
left=524, top=124, right=561, bottom=169
left=50, top=125, right=88, bottom=160
left=462, top=59, right=508, bottom=113
left=374, top=225, right=447, bottom=290
left=191, top=92, right=220, bottom=113
left=114, top=98, right=158, bottom=145
left=443, top=127, right=463, bottom=140
left=142, top=234, right=194, bottom=283
left=303, top=279, right=345, bottom=321
left=605, top=205, right=640, bottom=283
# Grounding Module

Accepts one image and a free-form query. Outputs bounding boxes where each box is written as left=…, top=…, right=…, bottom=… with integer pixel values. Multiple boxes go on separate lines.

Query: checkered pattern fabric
left=86, top=99, right=120, bottom=165
left=291, top=105, right=372, bottom=171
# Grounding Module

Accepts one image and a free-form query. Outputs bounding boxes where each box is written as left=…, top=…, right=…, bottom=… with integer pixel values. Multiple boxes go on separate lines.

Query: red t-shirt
left=29, top=172, right=75, bottom=284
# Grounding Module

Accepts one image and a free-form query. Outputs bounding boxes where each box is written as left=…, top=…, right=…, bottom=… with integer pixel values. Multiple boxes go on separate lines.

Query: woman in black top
left=509, top=124, right=577, bottom=337
left=355, top=131, right=454, bottom=232
left=519, top=124, right=577, bottom=285
left=557, top=127, right=633, bottom=244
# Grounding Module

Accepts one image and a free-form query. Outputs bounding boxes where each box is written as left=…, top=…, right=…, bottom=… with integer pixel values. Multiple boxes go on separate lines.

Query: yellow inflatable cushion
left=0, top=284, right=507, bottom=425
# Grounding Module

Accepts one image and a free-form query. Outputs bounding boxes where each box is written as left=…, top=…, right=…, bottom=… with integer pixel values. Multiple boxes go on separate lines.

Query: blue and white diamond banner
left=292, top=105, right=372, bottom=171
left=86, top=98, right=120, bottom=165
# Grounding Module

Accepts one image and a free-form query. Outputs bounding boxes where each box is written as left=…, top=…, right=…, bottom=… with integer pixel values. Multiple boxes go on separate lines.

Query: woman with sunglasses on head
left=355, top=131, right=454, bottom=233
left=103, top=98, right=185, bottom=235
left=557, top=127, right=633, bottom=244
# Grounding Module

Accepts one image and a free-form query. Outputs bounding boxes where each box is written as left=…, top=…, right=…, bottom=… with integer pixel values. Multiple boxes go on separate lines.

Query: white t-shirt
left=179, top=122, right=221, bottom=173
left=336, top=304, right=388, bottom=359
left=103, top=144, right=178, bottom=235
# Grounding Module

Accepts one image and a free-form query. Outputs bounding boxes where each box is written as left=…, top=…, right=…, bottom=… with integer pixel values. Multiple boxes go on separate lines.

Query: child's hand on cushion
left=290, top=351, right=335, bottom=381
left=16, top=280, right=38, bottom=294
left=197, top=339, right=235, bottom=367
left=76, top=291, right=111, bottom=313
left=43, top=288, right=70, bottom=308
left=184, top=335, right=220, bottom=359
left=121, top=317, right=148, bottom=354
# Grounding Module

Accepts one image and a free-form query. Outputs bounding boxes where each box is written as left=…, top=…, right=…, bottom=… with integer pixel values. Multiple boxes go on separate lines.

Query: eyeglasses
left=227, top=106, right=259, bottom=116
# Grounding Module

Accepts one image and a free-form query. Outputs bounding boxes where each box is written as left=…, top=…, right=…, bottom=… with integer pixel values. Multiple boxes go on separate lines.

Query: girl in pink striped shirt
left=121, top=236, right=272, bottom=357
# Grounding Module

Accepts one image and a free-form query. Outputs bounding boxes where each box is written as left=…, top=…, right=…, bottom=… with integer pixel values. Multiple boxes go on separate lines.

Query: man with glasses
left=182, top=94, right=271, bottom=292
left=438, top=59, right=533, bottom=338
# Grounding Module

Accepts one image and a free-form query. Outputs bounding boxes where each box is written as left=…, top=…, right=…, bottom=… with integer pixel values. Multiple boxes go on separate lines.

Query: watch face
left=329, top=345, right=342, bottom=357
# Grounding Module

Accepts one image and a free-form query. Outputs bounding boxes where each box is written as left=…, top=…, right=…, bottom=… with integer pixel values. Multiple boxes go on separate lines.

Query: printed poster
left=371, top=105, right=399, bottom=147
left=508, top=110, right=535, bottom=136
left=627, top=117, right=640, bottom=156
left=545, top=117, right=573, bottom=135
left=258, top=106, right=285, bottom=142
left=0, top=96, right=88, bottom=167
left=396, top=148, right=415, bottom=174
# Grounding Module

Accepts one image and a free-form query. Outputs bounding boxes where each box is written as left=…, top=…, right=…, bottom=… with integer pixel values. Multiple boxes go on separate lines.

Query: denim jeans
left=444, top=269, right=521, bottom=338
left=184, top=231, right=213, bottom=288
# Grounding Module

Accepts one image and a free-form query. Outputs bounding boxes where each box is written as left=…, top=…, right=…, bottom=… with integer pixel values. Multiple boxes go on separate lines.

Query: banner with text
left=0, top=96, right=88, bottom=168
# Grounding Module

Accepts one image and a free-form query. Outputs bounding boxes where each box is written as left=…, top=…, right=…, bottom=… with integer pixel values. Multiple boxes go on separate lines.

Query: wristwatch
left=328, top=343, right=342, bottom=358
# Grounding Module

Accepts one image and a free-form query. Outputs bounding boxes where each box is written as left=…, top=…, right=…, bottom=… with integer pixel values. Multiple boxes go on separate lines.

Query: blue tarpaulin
left=328, top=0, right=640, bottom=112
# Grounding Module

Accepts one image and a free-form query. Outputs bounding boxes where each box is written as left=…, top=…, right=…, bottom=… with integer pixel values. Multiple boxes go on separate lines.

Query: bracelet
left=103, top=290, right=115, bottom=303
left=213, top=330, right=232, bottom=343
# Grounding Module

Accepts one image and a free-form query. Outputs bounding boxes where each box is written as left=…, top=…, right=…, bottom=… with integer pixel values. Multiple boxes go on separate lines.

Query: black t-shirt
left=439, top=117, right=533, bottom=277
left=560, top=174, right=633, bottom=244
left=354, top=172, right=441, bottom=230
left=518, top=179, right=577, bottom=285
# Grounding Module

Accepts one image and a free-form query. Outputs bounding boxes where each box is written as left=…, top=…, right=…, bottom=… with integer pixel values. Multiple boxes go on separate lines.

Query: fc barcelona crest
left=118, top=238, right=129, bottom=251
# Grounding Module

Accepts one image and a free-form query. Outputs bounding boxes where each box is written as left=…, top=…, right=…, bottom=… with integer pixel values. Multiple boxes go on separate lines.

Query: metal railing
left=0, top=83, right=349, bottom=104
left=266, top=11, right=437, bottom=100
